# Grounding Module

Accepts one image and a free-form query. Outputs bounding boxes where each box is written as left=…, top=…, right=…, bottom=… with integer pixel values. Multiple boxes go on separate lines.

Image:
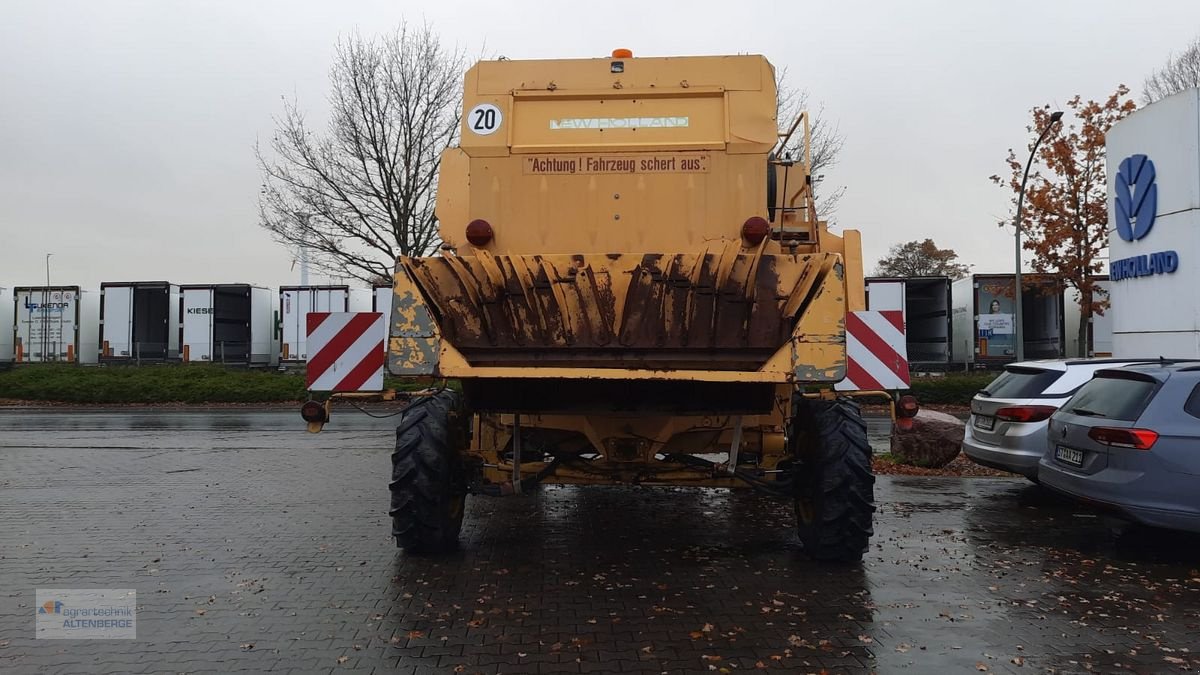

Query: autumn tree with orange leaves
left=990, top=86, right=1136, bottom=357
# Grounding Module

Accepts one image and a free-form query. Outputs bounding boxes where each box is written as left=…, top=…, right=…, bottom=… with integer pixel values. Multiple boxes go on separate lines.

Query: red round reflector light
left=897, top=394, right=920, bottom=419
left=300, top=400, right=328, bottom=424
left=742, top=216, right=770, bottom=245
left=465, top=219, right=494, bottom=246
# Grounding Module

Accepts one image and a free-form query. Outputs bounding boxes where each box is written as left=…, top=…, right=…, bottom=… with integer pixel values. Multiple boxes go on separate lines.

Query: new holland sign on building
left=1109, top=154, right=1180, bottom=281
left=1107, top=87, right=1200, bottom=358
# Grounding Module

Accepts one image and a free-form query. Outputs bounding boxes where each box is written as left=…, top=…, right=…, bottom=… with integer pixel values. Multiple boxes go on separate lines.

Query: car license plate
left=1055, top=446, right=1084, bottom=467
left=974, top=415, right=995, bottom=431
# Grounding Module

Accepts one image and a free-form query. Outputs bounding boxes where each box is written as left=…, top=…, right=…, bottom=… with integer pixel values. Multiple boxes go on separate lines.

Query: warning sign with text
left=524, top=154, right=709, bottom=175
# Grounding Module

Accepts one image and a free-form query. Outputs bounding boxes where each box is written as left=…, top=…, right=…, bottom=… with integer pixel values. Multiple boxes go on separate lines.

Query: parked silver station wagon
left=1038, top=362, right=1200, bottom=533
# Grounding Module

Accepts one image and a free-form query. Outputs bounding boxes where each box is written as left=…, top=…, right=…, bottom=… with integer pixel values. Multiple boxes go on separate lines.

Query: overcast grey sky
left=2, top=0, right=1198, bottom=290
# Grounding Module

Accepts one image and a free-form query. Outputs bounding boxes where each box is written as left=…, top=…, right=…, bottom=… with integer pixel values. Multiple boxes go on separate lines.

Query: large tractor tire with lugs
left=789, top=395, right=875, bottom=562
left=389, top=390, right=468, bottom=554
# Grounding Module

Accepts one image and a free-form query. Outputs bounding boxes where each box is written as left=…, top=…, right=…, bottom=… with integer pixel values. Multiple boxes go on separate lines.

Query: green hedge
left=0, top=363, right=997, bottom=406
left=0, top=364, right=445, bottom=404
left=0, top=364, right=309, bottom=403
left=907, top=373, right=999, bottom=405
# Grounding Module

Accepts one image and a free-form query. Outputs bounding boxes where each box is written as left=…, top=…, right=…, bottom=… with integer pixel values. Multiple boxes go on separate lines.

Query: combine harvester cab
left=313, top=51, right=913, bottom=562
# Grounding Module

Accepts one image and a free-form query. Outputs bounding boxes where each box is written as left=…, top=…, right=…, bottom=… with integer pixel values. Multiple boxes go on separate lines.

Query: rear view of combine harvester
left=304, top=50, right=913, bottom=563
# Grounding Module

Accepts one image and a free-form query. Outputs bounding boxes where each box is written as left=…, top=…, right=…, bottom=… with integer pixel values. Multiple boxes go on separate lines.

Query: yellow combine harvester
left=310, top=50, right=902, bottom=562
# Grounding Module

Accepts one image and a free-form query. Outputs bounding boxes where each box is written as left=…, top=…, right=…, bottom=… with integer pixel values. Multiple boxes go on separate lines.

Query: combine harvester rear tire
left=389, top=391, right=467, bottom=554
left=791, top=396, right=875, bottom=563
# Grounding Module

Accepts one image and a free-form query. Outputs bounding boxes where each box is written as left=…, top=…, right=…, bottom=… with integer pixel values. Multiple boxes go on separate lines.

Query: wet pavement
left=1, top=409, right=1199, bottom=674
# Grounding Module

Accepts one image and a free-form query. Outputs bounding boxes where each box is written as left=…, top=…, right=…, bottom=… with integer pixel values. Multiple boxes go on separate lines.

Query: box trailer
left=373, top=284, right=394, bottom=344
left=180, top=285, right=274, bottom=364
left=280, top=286, right=345, bottom=362
left=13, top=286, right=100, bottom=364
left=1065, top=276, right=1113, bottom=358
left=0, top=288, right=13, bottom=364
left=100, top=282, right=181, bottom=361
left=864, top=278, right=905, bottom=312
left=902, top=277, right=953, bottom=368
left=951, top=274, right=1065, bottom=366
left=866, top=276, right=953, bottom=368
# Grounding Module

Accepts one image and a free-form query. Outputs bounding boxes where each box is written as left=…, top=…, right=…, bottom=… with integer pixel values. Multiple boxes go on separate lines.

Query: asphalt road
left=1, top=409, right=1198, bottom=674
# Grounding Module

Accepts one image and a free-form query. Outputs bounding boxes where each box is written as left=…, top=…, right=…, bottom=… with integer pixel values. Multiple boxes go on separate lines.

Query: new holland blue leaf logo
left=1114, top=154, right=1157, bottom=242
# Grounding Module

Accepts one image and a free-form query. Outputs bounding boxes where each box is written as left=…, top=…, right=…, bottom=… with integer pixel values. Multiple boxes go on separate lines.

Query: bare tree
left=1143, top=35, right=1200, bottom=104
left=775, top=67, right=846, bottom=218
left=257, top=23, right=466, bottom=284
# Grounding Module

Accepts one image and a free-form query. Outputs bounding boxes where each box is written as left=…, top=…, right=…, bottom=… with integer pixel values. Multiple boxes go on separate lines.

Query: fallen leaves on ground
left=873, top=453, right=1015, bottom=477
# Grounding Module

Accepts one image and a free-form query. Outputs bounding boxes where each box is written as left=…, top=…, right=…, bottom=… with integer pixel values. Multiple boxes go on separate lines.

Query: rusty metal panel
left=400, top=247, right=843, bottom=374
left=386, top=268, right=441, bottom=376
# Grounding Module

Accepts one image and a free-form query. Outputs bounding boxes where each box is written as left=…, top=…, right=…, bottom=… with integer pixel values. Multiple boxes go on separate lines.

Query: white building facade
left=1107, top=88, right=1200, bottom=358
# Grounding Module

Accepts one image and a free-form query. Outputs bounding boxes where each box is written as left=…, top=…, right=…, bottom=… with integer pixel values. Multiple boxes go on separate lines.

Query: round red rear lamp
left=741, top=216, right=770, bottom=246
left=300, top=400, right=328, bottom=424
left=465, top=219, right=494, bottom=246
left=897, top=394, right=920, bottom=419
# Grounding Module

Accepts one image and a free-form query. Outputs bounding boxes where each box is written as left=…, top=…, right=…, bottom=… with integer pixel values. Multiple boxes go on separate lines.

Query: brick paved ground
left=1, top=409, right=1198, bottom=674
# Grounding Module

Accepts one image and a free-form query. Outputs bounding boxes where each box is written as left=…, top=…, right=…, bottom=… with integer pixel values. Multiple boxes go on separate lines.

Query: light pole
left=297, top=213, right=311, bottom=287
left=44, top=253, right=53, bottom=361
left=1013, top=110, right=1063, bottom=362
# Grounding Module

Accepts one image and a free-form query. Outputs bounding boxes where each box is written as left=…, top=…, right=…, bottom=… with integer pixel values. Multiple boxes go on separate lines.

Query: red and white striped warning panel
left=305, top=312, right=386, bottom=392
left=835, top=310, right=911, bottom=391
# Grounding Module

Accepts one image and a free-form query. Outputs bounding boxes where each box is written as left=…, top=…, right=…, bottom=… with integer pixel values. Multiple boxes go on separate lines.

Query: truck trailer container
left=279, top=286, right=372, bottom=362
left=866, top=276, right=953, bottom=368
left=901, top=277, right=953, bottom=367
left=180, top=284, right=274, bottom=364
left=951, top=274, right=1064, bottom=366
left=0, top=288, right=13, bottom=364
left=373, top=284, right=394, bottom=345
left=100, top=282, right=182, bottom=361
left=1065, top=277, right=1113, bottom=358
left=865, top=278, right=905, bottom=312
left=13, top=286, right=100, bottom=364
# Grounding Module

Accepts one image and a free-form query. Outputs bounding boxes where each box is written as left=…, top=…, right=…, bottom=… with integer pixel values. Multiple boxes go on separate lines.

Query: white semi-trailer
left=180, top=284, right=275, bottom=365
left=950, top=274, right=1065, bottom=366
left=867, top=276, right=954, bottom=369
left=100, top=282, right=182, bottom=361
left=278, top=286, right=371, bottom=362
left=0, top=288, right=13, bottom=365
left=13, top=286, right=100, bottom=364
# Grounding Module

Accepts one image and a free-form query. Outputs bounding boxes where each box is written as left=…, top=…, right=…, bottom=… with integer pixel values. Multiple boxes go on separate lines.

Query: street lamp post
left=1013, top=110, right=1063, bottom=362
left=44, top=253, right=53, bottom=362
left=297, top=213, right=311, bottom=287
